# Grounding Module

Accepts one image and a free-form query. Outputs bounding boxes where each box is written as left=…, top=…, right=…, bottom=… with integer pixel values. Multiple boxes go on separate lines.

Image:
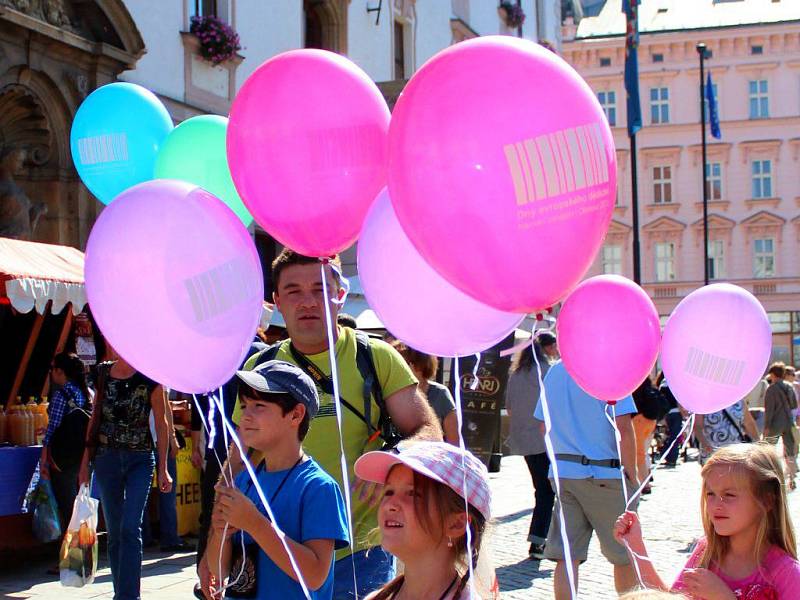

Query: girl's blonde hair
left=620, top=591, right=688, bottom=600
left=699, top=443, right=797, bottom=569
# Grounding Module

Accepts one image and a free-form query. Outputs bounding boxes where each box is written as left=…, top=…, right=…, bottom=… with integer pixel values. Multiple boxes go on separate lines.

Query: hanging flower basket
left=189, top=15, right=241, bottom=66
left=498, top=1, right=526, bottom=29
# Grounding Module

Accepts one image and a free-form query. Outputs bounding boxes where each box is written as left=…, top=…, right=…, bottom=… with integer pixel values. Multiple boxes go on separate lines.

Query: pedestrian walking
left=693, top=398, right=759, bottom=466
left=764, top=362, right=799, bottom=490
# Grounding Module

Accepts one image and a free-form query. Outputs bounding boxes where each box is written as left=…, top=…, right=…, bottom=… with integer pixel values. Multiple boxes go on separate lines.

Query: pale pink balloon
left=388, top=36, right=616, bottom=313
left=85, top=179, right=264, bottom=394
left=558, top=275, right=661, bottom=402
left=358, top=189, right=523, bottom=357
left=661, top=284, right=771, bottom=414
left=227, top=49, right=390, bottom=257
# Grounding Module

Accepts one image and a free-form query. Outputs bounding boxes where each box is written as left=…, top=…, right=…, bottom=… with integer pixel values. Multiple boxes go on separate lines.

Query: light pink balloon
left=388, top=36, right=615, bottom=313
left=358, top=189, right=524, bottom=357
left=661, top=284, right=771, bottom=415
left=227, top=49, right=390, bottom=257
left=85, top=179, right=264, bottom=394
left=558, top=275, right=661, bottom=402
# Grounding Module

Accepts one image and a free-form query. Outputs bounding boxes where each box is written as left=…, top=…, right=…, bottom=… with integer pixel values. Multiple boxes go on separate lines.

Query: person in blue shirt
left=533, top=361, right=639, bottom=599
left=206, top=361, right=349, bottom=599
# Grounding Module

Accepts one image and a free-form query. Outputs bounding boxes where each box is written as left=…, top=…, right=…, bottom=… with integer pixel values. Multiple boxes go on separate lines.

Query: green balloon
left=154, top=115, right=253, bottom=226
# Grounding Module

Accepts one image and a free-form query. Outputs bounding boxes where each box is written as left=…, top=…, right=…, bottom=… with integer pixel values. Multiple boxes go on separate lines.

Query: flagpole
left=697, top=43, right=709, bottom=286
left=630, top=133, right=641, bottom=284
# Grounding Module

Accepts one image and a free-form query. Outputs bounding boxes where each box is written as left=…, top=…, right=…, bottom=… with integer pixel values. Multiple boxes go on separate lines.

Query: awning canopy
left=0, top=237, right=87, bottom=316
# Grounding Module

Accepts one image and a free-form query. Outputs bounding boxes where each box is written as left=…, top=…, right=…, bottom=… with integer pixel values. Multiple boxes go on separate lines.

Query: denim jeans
left=94, top=448, right=155, bottom=600
left=332, top=547, right=395, bottom=599
left=524, top=453, right=555, bottom=545
left=664, top=412, right=684, bottom=464
left=142, top=454, right=180, bottom=547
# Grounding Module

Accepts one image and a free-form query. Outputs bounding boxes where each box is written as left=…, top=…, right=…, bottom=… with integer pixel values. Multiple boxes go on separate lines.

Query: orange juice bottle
left=8, top=407, right=20, bottom=446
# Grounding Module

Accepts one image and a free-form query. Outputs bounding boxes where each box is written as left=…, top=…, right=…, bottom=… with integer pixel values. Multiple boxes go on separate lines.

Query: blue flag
left=706, top=72, right=721, bottom=139
left=623, top=0, right=642, bottom=136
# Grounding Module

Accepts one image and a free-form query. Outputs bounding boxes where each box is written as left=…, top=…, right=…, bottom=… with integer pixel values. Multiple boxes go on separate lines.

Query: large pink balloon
left=661, top=284, right=771, bottom=415
left=227, top=49, right=390, bottom=257
left=85, top=179, right=264, bottom=394
left=558, top=275, right=661, bottom=402
left=358, top=189, right=523, bottom=357
left=388, top=36, right=616, bottom=313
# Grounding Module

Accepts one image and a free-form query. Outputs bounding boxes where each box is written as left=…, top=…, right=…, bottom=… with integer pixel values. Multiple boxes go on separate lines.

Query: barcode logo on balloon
left=503, top=122, right=609, bottom=206
left=683, top=347, right=745, bottom=386
left=184, top=258, right=258, bottom=323
left=76, top=133, right=129, bottom=165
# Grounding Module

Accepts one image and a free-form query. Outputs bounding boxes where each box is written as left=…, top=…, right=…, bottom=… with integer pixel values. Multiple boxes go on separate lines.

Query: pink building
left=563, top=0, right=800, bottom=364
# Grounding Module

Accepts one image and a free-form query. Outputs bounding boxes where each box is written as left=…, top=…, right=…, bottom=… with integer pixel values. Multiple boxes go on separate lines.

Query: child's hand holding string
left=681, top=568, right=736, bottom=600
left=613, top=511, right=645, bottom=554
left=216, top=482, right=261, bottom=533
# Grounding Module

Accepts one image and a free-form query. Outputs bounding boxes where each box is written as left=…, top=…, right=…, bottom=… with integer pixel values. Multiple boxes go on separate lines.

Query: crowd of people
left=36, top=247, right=800, bottom=599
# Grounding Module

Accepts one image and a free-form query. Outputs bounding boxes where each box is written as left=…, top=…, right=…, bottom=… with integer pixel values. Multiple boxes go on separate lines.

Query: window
left=749, top=80, right=769, bottom=119
left=597, top=91, right=617, bottom=127
left=189, top=0, right=218, bottom=18
left=602, top=245, right=623, bottom=275
left=653, top=166, right=672, bottom=203
left=751, top=160, right=772, bottom=198
left=600, top=57, right=611, bottom=67
left=708, top=240, right=725, bottom=280
left=705, top=162, right=722, bottom=201
left=751, top=45, right=763, bottom=55
left=650, top=87, right=669, bottom=124
left=753, top=238, right=775, bottom=278
left=654, top=242, right=676, bottom=282
left=652, top=53, right=664, bottom=63
left=394, top=20, right=406, bottom=80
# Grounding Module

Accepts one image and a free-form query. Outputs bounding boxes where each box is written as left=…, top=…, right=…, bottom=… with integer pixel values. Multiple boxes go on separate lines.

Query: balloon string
left=190, top=394, right=245, bottom=591
left=452, top=356, right=477, bottom=599
left=531, top=328, right=578, bottom=598
left=625, top=413, right=695, bottom=511
left=208, top=391, right=312, bottom=600
left=207, top=394, right=217, bottom=451
left=605, top=404, right=642, bottom=588
left=320, top=261, right=359, bottom=599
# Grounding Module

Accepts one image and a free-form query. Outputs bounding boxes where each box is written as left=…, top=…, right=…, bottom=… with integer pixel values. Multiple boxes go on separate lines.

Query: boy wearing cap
left=207, top=360, right=349, bottom=599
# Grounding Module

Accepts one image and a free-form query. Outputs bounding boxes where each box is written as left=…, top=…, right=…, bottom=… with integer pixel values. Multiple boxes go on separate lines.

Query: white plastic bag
left=59, top=484, right=99, bottom=587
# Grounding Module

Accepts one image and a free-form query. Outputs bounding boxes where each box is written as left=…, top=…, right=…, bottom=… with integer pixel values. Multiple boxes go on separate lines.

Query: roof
left=0, top=237, right=87, bottom=315
left=576, top=0, right=800, bottom=39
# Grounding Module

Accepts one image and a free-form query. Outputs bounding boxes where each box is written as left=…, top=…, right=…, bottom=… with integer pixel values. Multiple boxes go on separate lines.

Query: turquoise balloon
left=154, top=115, right=252, bottom=226
left=70, top=82, right=173, bottom=204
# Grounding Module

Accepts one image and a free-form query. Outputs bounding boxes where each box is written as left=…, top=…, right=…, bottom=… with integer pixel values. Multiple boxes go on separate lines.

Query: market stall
left=0, top=237, right=87, bottom=540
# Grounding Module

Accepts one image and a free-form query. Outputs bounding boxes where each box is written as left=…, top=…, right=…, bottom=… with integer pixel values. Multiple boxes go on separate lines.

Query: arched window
left=303, top=0, right=348, bottom=54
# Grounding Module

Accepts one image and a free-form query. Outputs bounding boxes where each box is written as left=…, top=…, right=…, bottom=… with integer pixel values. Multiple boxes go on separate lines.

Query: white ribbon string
left=189, top=393, right=245, bottom=592
left=529, top=321, right=578, bottom=598
left=208, top=391, right=312, bottom=600
left=319, top=261, right=359, bottom=599
left=452, top=356, right=477, bottom=599
left=207, top=393, right=217, bottom=451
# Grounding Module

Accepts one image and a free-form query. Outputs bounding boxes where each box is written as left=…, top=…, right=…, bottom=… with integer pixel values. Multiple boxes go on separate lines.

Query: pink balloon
left=661, top=284, right=771, bottom=415
left=358, top=189, right=523, bottom=357
left=388, top=36, right=615, bottom=313
left=85, top=179, right=264, bottom=394
left=227, top=49, right=390, bottom=257
left=557, top=275, right=661, bottom=402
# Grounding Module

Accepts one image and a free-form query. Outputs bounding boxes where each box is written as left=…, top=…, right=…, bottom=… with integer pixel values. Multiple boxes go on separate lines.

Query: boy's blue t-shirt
left=233, top=457, right=350, bottom=599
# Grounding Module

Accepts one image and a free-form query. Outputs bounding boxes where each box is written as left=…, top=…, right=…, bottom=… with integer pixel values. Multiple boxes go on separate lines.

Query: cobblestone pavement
left=3, top=451, right=798, bottom=599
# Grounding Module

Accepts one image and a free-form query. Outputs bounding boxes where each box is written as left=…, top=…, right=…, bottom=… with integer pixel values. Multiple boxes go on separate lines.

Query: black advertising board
left=450, top=332, right=516, bottom=467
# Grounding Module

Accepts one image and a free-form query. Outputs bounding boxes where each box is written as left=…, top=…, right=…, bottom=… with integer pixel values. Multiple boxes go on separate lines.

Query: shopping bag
left=30, top=479, right=62, bottom=543
left=59, top=484, right=99, bottom=587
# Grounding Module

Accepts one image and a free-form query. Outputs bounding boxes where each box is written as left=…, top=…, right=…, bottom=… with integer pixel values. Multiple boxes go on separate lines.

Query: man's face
left=273, top=263, right=342, bottom=348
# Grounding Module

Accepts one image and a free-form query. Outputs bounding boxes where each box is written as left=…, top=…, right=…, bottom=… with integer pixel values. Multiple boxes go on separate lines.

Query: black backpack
left=49, top=388, right=91, bottom=470
left=251, top=331, right=403, bottom=450
left=633, top=381, right=669, bottom=421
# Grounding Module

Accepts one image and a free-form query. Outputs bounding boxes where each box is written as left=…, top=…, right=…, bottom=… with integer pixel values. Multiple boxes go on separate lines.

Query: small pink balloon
left=661, top=283, right=771, bottom=414
left=227, top=49, right=390, bottom=257
left=85, top=179, right=264, bottom=394
left=557, top=275, right=661, bottom=402
left=388, top=36, right=616, bottom=313
left=358, top=189, right=523, bottom=357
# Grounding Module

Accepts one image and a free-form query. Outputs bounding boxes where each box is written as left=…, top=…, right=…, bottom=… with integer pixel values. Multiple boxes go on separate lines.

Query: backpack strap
left=354, top=331, right=403, bottom=450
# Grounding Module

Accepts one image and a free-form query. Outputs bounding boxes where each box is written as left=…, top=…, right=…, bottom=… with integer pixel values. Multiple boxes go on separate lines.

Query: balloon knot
left=320, top=257, right=331, bottom=265
left=535, top=313, right=544, bottom=321
left=607, top=400, right=618, bottom=406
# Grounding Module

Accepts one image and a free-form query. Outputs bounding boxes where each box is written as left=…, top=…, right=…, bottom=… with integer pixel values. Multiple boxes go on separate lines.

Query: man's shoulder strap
left=251, top=341, right=284, bottom=367
left=354, top=331, right=403, bottom=449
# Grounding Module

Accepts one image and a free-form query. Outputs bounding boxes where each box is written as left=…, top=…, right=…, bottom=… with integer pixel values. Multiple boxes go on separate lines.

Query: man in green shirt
left=201, top=250, right=441, bottom=599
